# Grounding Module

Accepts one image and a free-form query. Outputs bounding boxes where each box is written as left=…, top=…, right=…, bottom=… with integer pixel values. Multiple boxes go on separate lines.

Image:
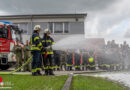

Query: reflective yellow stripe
left=42, top=52, right=54, bottom=54
left=38, top=42, right=42, bottom=47
left=52, top=66, right=56, bottom=69
left=44, top=66, right=48, bottom=69
left=52, top=42, right=55, bottom=45
left=106, top=65, right=110, bottom=68
left=66, top=64, right=72, bottom=66
left=34, top=37, right=40, bottom=41
left=31, top=36, right=41, bottom=51
left=56, top=66, right=60, bottom=69
left=48, top=66, right=54, bottom=69
left=53, top=66, right=56, bottom=69
left=91, top=65, right=96, bottom=67
left=116, top=64, right=119, bottom=66
left=42, top=40, right=52, bottom=42
left=75, top=66, right=77, bottom=67
left=32, top=69, right=37, bottom=72
left=75, top=66, right=80, bottom=68
left=36, top=68, right=41, bottom=71
left=31, top=47, right=41, bottom=50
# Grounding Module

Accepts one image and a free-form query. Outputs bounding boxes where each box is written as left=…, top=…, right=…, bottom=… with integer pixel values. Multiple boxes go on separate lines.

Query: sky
left=0, top=0, right=130, bottom=44
left=85, top=0, right=130, bottom=44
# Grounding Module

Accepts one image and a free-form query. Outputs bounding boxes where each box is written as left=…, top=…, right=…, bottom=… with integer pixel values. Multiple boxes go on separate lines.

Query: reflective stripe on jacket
left=31, top=32, right=42, bottom=51
left=41, top=36, right=55, bottom=54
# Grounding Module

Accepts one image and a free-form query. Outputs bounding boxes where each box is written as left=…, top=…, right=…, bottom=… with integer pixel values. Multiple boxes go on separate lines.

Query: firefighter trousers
left=31, top=51, right=42, bottom=73
left=42, top=54, right=54, bottom=69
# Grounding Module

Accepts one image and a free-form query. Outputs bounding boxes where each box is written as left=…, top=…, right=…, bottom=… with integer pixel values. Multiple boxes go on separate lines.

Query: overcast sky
left=0, top=0, right=130, bottom=43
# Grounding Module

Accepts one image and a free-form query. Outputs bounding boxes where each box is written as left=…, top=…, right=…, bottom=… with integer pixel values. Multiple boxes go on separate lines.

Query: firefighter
left=110, top=64, right=114, bottom=71
left=54, top=50, right=60, bottom=71
left=88, top=57, right=94, bottom=70
left=87, top=50, right=95, bottom=70
left=41, top=28, right=55, bottom=75
left=31, top=25, right=42, bottom=76
left=82, top=51, right=89, bottom=70
left=60, top=50, right=67, bottom=71
left=75, top=50, right=81, bottom=71
left=13, top=40, right=23, bottom=71
left=66, top=50, right=73, bottom=71
left=23, top=40, right=31, bottom=72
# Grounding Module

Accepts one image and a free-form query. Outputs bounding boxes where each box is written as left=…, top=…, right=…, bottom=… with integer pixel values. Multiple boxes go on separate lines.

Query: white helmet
left=34, top=25, right=41, bottom=31
left=44, top=28, right=50, bottom=33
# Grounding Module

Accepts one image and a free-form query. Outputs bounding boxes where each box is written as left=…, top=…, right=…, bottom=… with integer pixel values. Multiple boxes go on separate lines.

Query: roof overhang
left=0, top=13, right=87, bottom=19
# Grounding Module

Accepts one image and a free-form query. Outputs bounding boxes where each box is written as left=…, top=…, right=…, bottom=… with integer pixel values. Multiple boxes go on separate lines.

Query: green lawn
left=71, top=75, right=128, bottom=90
left=0, top=74, right=129, bottom=90
left=0, top=75, right=68, bottom=90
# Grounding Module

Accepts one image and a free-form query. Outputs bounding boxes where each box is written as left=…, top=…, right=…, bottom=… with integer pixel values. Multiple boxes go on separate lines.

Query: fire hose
left=0, top=45, right=50, bottom=75
left=0, top=56, right=32, bottom=75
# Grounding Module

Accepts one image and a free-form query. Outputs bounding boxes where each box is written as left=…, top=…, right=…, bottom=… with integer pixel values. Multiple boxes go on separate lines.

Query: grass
left=0, top=74, right=129, bottom=90
left=0, top=75, right=68, bottom=90
left=71, top=75, right=129, bottom=90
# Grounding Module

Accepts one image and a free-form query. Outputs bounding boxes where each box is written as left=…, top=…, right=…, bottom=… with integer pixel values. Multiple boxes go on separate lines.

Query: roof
left=0, top=13, right=87, bottom=19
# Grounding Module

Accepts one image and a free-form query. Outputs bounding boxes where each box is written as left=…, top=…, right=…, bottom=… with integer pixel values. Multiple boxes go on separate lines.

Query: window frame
left=48, top=22, right=69, bottom=34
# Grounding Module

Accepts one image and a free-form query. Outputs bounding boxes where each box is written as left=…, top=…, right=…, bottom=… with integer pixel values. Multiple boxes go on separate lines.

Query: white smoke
left=85, top=0, right=130, bottom=44
left=53, top=35, right=86, bottom=50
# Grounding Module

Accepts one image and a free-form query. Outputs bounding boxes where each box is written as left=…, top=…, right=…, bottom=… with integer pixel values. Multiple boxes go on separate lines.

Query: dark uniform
left=66, top=52, right=73, bottom=71
left=31, top=32, right=42, bottom=75
left=75, top=53, right=81, bottom=71
left=41, top=35, right=55, bottom=75
left=54, top=50, right=60, bottom=71
left=23, top=44, right=31, bottom=72
left=87, top=51, right=96, bottom=70
left=82, top=52, right=89, bottom=70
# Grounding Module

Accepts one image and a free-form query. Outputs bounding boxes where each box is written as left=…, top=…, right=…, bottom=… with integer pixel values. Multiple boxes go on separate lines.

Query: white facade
left=0, top=14, right=87, bottom=43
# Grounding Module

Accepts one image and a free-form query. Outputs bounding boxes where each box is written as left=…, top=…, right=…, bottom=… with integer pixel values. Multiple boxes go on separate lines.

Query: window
left=64, top=22, right=69, bottom=33
left=0, top=27, right=9, bottom=39
left=54, top=22, right=63, bottom=33
left=48, top=22, right=69, bottom=34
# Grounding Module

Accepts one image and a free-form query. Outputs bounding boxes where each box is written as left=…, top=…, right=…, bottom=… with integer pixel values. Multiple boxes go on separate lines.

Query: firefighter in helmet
left=41, top=28, right=55, bottom=75
left=30, top=25, right=42, bottom=76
